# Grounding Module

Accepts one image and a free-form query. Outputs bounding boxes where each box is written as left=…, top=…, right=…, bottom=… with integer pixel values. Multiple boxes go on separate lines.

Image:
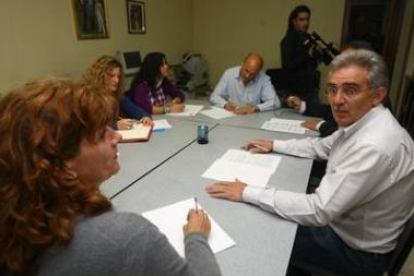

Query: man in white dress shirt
left=207, top=50, right=414, bottom=276
left=209, top=53, right=281, bottom=115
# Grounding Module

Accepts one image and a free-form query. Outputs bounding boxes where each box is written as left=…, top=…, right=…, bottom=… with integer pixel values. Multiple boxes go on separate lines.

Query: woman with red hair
left=0, top=78, right=221, bottom=276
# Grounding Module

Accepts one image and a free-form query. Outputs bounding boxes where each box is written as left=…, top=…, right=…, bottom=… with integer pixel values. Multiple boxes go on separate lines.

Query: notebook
left=117, top=123, right=153, bottom=142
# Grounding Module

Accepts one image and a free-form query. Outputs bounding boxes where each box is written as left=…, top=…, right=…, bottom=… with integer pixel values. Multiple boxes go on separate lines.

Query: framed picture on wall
left=71, top=0, right=109, bottom=39
left=127, top=0, right=146, bottom=34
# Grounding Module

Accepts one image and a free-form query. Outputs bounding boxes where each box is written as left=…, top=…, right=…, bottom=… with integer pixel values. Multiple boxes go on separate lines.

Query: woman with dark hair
left=83, top=55, right=152, bottom=130
left=128, top=52, right=186, bottom=114
left=0, top=78, right=221, bottom=276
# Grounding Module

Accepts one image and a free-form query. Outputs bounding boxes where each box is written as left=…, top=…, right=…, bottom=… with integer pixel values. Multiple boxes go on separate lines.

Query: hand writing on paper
left=169, top=103, right=185, bottom=113
left=206, top=179, right=247, bottom=202
left=224, top=101, right=237, bottom=111
left=242, top=139, right=273, bottom=153
left=234, top=105, right=258, bottom=115
left=139, top=116, right=153, bottom=126
left=183, top=209, right=211, bottom=238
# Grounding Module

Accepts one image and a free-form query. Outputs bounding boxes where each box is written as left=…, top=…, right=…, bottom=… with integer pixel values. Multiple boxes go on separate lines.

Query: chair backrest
left=386, top=211, right=414, bottom=276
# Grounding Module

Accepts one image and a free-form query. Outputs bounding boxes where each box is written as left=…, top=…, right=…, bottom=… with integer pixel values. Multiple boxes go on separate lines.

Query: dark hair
left=130, top=52, right=167, bottom=91
left=0, top=78, right=114, bottom=275
left=287, top=5, right=311, bottom=31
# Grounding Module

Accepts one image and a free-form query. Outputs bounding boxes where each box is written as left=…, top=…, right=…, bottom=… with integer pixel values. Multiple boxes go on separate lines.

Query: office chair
left=291, top=212, right=414, bottom=276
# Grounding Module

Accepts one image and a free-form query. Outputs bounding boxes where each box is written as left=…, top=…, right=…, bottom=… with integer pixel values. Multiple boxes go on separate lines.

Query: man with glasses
left=207, top=50, right=414, bottom=276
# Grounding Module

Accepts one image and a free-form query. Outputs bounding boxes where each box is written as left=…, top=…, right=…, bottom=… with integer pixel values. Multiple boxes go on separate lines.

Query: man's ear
left=372, top=87, right=387, bottom=106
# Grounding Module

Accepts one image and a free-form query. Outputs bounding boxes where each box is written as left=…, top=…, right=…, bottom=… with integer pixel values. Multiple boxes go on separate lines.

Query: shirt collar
left=340, top=105, right=384, bottom=139
left=234, top=66, right=260, bottom=84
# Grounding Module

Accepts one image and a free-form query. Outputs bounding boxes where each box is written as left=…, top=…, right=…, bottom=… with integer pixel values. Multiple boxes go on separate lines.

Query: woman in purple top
left=128, top=52, right=186, bottom=114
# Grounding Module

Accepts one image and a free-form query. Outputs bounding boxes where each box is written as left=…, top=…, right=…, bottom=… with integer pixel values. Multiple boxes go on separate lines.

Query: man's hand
left=206, top=180, right=247, bottom=202
left=242, top=139, right=273, bottom=153
left=234, top=105, right=258, bottom=115
left=286, top=96, right=302, bottom=110
left=301, top=120, right=320, bottom=131
left=224, top=101, right=237, bottom=111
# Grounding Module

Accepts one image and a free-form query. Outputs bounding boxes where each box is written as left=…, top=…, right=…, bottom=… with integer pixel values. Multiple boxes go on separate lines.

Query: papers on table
left=200, top=106, right=236, bottom=119
left=167, top=104, right=204, bottom=117
left=202, top=149, right=281, bottom=188
left=117, top=123, right=153, bottom=142
left=142, top=198, right=235, bottom=257
left=153, top=119, right=172, bottom=132
left=261, top=118, right=307, bottom=134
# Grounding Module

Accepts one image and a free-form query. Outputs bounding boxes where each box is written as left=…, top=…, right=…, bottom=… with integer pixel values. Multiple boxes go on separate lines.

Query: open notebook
left=117, top=123, right=153, bottom=142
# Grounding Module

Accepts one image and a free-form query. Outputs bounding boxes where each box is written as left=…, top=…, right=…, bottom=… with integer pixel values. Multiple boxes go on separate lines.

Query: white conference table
left=166, top=99, right=320, bottom=135
left=111, top=124, right=313, bottom=276
left=101, top=119, right=218, bottom=198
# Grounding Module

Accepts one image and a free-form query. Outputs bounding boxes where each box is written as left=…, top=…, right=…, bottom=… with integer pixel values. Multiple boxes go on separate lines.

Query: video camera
left=304, top=32, right=340, bottom=65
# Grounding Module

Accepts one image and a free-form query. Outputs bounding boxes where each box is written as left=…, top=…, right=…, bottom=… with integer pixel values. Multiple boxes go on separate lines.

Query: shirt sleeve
left=119, top=96, right=151, bottom=120
left=123, top=215, right=222, bottom=276
left=164, top=80, right=186, bottom=102
left=129, top=83, right=154, bottom=114
left=257, top=74, right=280, bottom=111
left=244, top=140, right=392, bottom=227
left=210, top=71, right=230, bottom=108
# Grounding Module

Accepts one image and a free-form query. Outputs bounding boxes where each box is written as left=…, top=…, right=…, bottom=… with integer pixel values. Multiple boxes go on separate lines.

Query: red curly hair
left=0, top=78, right=117, bottom=275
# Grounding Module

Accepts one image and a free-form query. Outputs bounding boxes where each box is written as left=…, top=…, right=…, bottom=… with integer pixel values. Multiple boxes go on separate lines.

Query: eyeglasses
left=325, top=83, right=368, bottom=99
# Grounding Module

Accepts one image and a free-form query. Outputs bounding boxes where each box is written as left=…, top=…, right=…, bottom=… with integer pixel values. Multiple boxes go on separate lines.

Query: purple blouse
left=128, top=80, right=185, bottom=114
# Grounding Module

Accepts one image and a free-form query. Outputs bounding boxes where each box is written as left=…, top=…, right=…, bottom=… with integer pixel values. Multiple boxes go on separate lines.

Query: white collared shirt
left=244, top=105, right=414, bottom=253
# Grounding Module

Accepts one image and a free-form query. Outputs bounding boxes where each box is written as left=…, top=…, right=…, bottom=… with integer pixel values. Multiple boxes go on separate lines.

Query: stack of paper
left=261, top=118, right=307, bottom=134
left=117, top=123, right=153, bottom=142
left=153, top=119, right=173, bottom=132
left=200, top=107, right=236, bottom=119
left=202, top=149, right=281, bottom=188
left=142, top=198, right=235, bottom=257
left=167, top=104, right=204, bottom=117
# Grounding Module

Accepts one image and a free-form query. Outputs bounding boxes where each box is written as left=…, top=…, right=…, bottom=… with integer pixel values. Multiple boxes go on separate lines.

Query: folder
left=117, top=123, right=153, bottom=142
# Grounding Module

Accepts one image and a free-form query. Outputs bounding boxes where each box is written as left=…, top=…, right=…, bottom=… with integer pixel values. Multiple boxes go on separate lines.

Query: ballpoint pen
left=194, top=197, right=199, bottom=212
left=252, top=143, right=270, bottom=152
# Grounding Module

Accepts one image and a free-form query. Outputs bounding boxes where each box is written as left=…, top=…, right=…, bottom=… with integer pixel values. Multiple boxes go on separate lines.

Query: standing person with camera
left=281, top=5, right=320, bottom=104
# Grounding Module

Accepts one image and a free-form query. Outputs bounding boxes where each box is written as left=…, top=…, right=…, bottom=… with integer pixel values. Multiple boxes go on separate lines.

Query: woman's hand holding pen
left=243, top=139, right=273, bottom=153
left=139, top=116, right=153, bottom=126
left=169, top=103, right=185, bottom=113
left=183, top=209, right=211, bottom=238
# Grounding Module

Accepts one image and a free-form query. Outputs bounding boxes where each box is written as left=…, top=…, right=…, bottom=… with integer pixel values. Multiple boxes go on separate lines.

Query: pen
left=194, top=197, right=199, bottom=212
left=252, top=143, right=270, bottom=152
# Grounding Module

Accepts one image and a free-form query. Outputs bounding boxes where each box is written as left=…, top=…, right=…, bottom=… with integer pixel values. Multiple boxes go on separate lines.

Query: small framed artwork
left=127, top=0, right=146, bottom=34
left=71, top=0, right=109, bottom=39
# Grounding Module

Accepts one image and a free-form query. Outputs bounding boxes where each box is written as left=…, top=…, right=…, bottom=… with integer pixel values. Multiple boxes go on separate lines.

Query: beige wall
left=193, top=0, right=346, bottom=94
left=0, top=0, right=193, bottom=95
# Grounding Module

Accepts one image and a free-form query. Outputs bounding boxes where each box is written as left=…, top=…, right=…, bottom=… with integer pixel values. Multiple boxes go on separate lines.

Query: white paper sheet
left=202, top=149, right=281, bottom=188
left=261, top=118, right=307, bottom=134
left=142, top=198, right=236, bottom=257
left=153, top=119, right=172, bottom=130
left=167, top=104, right=204, bottom=117
left=200, top=107, right=236, bottom=119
